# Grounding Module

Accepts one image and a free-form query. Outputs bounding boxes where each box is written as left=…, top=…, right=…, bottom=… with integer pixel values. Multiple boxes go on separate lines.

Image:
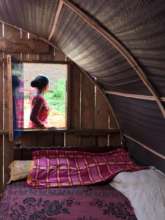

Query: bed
left=1, top=147, right=164, bottom=220
left=0, top=181, right=137, bottom=220
left=0, top=147, right=139, bottom=220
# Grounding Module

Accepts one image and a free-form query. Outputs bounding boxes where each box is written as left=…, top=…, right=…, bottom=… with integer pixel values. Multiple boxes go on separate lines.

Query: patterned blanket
left=0, top=181, right=137, bottom=220
left=27, top=148, right=143, bottom=187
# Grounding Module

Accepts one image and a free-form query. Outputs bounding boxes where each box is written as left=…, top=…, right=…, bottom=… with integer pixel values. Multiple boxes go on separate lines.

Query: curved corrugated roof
left=0, top=0, right=164, bottom=170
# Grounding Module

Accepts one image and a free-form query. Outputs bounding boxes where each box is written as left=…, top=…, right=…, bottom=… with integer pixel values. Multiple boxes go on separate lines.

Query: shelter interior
left=0, top=1, right=165, bottom=219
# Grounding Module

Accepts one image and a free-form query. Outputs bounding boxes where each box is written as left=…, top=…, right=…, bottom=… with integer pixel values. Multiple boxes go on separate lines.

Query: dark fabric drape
left=12, top=61, right=24, bottom=138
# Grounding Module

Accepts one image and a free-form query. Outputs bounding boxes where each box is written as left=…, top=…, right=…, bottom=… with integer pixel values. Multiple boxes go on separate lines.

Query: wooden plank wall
left=66, top=63, right=81, bottom=146
left=95, top=88, right=110, bottom=147
left=67, top=62, right=120, bottom=147
left=0, top=23, right=66, bottom=62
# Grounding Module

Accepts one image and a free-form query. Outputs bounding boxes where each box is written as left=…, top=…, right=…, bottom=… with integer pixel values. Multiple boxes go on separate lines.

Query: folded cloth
left=8, top=160, right=34, bottom=183
left=27, top=148, right=144, bottom=188
left=110, top=167, right=165, bottom=220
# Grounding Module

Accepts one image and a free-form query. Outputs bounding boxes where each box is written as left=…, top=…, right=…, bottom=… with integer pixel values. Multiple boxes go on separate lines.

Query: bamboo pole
left=125, top=134, right=165, bottom=160
left=105, top=91, right=165, bottom=102
left=48, top=0, right=64, bottom=40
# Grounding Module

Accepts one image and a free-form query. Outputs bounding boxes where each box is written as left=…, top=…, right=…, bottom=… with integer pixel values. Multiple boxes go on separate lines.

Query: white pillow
left=8, top=160, right=34, bottom=183
left=110, top=167, right=165, bottom=220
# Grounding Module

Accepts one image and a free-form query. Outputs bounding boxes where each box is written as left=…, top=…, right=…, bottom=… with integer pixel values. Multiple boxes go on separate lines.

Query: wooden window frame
left=10, top=59, right=70, bottom=134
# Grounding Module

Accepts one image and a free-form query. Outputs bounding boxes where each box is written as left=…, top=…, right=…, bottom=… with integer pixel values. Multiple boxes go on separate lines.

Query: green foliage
left=45, top=79, right=66, bottom=113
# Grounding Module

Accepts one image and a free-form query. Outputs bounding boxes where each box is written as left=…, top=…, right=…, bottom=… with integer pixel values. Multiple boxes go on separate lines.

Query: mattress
left=0, top=181, right=137, bottom=220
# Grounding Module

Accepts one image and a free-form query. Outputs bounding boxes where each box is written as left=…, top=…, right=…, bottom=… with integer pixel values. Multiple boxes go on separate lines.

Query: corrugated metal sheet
left=54, top=6, right=149, bottom=94
left=108, top=94, right=165, bottom=155
left=126, top=138, right=165, bottom=173
left=73, top=0, right=165, bottom=96
left=0, top=0, right=58, bottom=38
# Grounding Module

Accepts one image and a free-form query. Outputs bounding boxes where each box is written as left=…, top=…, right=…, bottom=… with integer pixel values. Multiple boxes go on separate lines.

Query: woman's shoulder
left=32, top=95, right=45, bottom=103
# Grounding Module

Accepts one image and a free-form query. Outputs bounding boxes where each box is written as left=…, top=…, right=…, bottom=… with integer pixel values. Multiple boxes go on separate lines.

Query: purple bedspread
left=0, top=181, right=137, bottom=220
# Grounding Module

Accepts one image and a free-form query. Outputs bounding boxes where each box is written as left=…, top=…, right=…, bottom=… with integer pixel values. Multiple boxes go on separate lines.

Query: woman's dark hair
left=31, top=75, right=49, bottom=91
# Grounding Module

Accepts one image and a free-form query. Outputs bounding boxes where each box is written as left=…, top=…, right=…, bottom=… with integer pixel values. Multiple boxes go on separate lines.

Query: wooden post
left=5, top=55, right=13, bottom=141
left=66, top=61, right=71, bottom=128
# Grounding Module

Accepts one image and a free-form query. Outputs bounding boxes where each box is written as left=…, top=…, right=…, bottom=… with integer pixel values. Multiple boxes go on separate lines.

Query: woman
left=30, top=75, right=49, bottom=128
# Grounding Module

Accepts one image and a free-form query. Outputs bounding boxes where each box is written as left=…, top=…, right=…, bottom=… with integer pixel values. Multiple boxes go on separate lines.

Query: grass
left=45, top=79, right=66, bottom=113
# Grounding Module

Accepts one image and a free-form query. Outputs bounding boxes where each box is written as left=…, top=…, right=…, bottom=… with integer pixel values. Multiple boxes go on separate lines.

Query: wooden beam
left=0, top=38, right=50, bottom=54
left=15, top=128, right=119, bottom=134
left=105, top=91, right=165, bottom=102
left=63, top=0, right=165, bottom=118
left=68, top=128, right=120, bottom=136
left=48, top=0, right=64, bottom=41
left=125, top=134, right=165, bottom=160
